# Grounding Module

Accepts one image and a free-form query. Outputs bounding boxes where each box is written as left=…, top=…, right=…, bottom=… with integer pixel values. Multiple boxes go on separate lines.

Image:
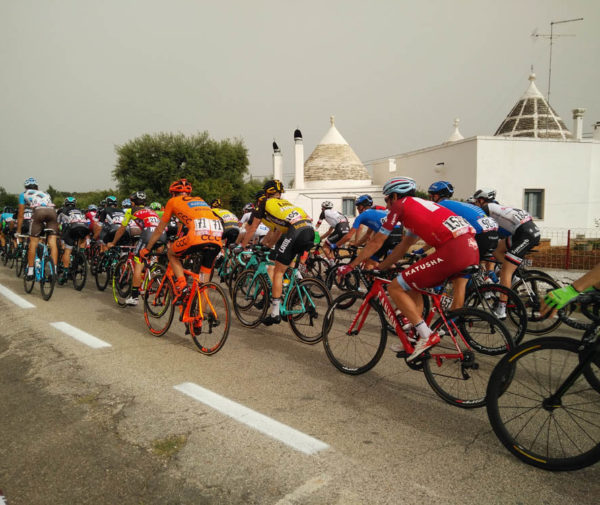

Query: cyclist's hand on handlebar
left=139, top=247, right=150, bottom=261
left=543, top=284, right=580, bottom=313
left=337, top=264, right=354, bottom=277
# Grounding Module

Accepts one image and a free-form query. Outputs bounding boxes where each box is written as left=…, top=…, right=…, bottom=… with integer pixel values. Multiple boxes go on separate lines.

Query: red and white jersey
left=485, top=203, right=532, bottom=235
left=381, top=196, right=474, bottom=247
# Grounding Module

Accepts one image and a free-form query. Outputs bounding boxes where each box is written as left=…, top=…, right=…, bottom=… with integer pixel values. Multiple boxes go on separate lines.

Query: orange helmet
left=169, top=178, right=192, bottom=194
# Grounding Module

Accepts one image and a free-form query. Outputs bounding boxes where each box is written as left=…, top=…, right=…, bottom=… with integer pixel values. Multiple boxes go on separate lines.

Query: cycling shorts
left=325, top=221, right=350, bottom=246
left=30, top=208, right=59, bottom=237
left=271, top=225, right=315, bottom=266
left=61, top=224, right=90, bottom=249
left=222, top=227, right=240, bottom=246
left=505, top=221, right=540, bottom=266
left=475, top=230, right=499, bottom=261
left=397, top=233, right=479, bottom=291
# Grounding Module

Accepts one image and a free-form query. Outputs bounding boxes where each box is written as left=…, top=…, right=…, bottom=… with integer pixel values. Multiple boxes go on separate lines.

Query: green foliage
left=0, top=187, right=18, bottom=208
left=113, top=131, right=251, bottom=214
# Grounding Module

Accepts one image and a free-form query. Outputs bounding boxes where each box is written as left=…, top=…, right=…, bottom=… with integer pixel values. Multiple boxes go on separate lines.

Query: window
left=524, top=189, right=544, bottom=219
left=342, top=198, right=355, bottom=217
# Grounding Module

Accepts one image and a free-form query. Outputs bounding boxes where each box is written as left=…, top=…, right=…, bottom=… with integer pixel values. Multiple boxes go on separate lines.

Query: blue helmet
left=105, top=196, right=118, bottom=207
left=64, top=196, right=76, bottom=208
left=382, top=176, right=416, bottom=197
left=355, top=194, right=373, bottom=207
left=428, top=181, right=454, bottom=198
left=24, top=177, right=38, bottom=189
left=87, top=204, right=98, bottom=211
left=121, top=198, right=132, bottom=208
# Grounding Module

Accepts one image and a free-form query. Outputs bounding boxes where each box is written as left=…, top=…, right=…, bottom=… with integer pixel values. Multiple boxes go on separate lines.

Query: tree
left=113, top=132, right=250, bottom=214
left=0, top=187, right=18, bottom=208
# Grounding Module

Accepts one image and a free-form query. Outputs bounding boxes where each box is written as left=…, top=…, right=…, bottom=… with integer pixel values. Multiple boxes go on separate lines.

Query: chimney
left=572, top=108, right=585, bottom=141
left=294, top=128, right=304, bottom=189
left=593, top=121, right=600, bottom=141
left=272, top=141, right=283, bottom=181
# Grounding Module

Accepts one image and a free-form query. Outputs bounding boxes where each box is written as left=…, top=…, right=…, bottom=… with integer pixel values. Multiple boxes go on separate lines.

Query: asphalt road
left=0, top=266, right=598, bottom=505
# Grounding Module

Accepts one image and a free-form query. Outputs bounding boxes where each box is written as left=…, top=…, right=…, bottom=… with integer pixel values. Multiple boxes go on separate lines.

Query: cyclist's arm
left=335, top=228, right=356, bottom=249
left=543, top=263, right=600, bottom=313
left=16, top=204, right=24, bottom=234
left=240, top=217, right=259, bottom=248
left=345, top=231, right=387, bottom=269
left=572, top=263, right=600, bottom=292
left=261, top=229, right=280, bottom=248
left=377, top=235, right=419, bottom=270
left=143, top=220, right=168, bottom=253
left=354, top=228, right=374, bottom=247
left=109, top=210, right=132, bottom=246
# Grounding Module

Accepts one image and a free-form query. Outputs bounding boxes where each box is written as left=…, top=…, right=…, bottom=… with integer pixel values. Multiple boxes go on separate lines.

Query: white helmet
left=321, top=201, right=334, bottom=209
left=473, top=188, right=496, bottom=201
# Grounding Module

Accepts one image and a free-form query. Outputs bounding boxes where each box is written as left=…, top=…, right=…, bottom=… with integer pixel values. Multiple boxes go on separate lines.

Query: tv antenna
left=531, top=17, right=583, bottom=104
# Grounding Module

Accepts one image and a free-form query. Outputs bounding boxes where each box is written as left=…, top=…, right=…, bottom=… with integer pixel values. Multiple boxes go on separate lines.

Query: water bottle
left=35, top=256, right=41, bottom=272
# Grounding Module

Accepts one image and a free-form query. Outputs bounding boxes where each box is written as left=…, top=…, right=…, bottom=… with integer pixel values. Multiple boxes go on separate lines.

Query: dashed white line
left=50, top=322, right=112, bottom=349
left=275, top=475, right=331, bottom=505
left=0, top=283, right=36, bottom=309
left=174, top=382, right=330, bottom=455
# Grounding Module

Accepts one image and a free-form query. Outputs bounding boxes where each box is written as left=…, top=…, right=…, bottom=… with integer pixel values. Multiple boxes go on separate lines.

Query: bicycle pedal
left=395, top=351, right=409, bottom=359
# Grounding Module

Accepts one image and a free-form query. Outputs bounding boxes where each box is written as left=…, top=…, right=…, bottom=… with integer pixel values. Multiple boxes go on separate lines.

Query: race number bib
left=477, top=216, right=498, bottom=232
left=194, top=218, right=223, bottom=237
left=147, top=215, right=160, bottom=227
left=285, top=209, right=304, bottom=225
left=442, top=215, right=471, bottom=237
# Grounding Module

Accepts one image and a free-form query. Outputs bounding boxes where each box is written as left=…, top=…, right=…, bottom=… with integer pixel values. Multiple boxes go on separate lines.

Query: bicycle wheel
left=512, top=274, right=562, bottom=335
left=558, top=300, right=598, bottom=332
left=322, top=292, right=387, bottom=375
left=486, top=337, right=600, bottom=470
left=582, top=327, right=600, bottom=393
left=232, top=270, right=269, bottom=328
left=189, top=282, right=230, bottom=355
left=15, top=249, right=25, bottom=278
left=143, top=274, right=175, bottom=336
left=112, top=258, right=133, bottom=306
left=71, top=251, right=87, bottom=291
left=94, top=253, right=111, bottom=291
left=286, top=277, right=332, bottom=344
left=423, top=307, right=514, bottom=408
left=40, top=257, right=56, bottom=301
left=1, top=244, right=9, bottom=266
left=305, top=256, right=330, bottom=282
left=325, top=265, right=360, bottom=295
left=23, top=262, right=35, bottom=293
left=465, top=284, right=528, bottom=344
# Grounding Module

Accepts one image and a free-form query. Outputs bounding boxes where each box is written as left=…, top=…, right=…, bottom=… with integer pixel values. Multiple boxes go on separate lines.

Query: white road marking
left=174, top=382, right=330, bottom=455
left=50, top=322, right=112, bottom=349
left=0, top=283, right=36, bottom=309
left=275, top=475, right=331, bottom=505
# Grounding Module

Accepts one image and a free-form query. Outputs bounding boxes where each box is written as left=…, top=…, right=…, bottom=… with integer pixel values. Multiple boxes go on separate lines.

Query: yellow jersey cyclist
left=210, top=199, right=240, bottom=247
left=240, top=179, right=315, bottom=325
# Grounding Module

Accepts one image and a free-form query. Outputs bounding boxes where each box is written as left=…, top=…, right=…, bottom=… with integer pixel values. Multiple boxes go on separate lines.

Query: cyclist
left=149, top=201, right=163, bottom=218
left=121, top=198, right=132, bottom=209
left=108, top=191, right=165, bottom=306
left=338, top=176, right=479, bottom=361
left=315, top=201, right=350, bottom=267
left=210, top=198, right=240, bottom=247
left=238, top=198, right=269, bottom=245
left=426, top=181, right=499, bottom=310
left=16, top=177, right=59, bottom=281
left=140, top=179, right=223, bottom=295
left=543, top=262, right=600, bottom=313
left=240, top=180, right=315, bottom=325
left=94, top=196, right=126, bottom=251
left=335, top=194, right=403, bottom=269
left=473, top=188, right=540, bottom=318
left=0, top=206, right=16, bottom=252
left=57, top=197, right=90, bottom=284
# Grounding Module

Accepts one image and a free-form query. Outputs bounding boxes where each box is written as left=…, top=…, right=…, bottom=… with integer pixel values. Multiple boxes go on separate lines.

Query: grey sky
left=1, top=0, right=598, bottom=194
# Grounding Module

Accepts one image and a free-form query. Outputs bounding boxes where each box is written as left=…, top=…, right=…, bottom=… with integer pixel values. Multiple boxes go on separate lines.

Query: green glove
left=544, top=284, right=580, bottom=310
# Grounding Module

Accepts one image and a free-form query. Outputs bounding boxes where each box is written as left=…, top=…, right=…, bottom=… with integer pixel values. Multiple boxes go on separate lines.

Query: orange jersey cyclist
left=140, top=179, right=223, bottom=295
left=240, top=179, right=315, bottom=326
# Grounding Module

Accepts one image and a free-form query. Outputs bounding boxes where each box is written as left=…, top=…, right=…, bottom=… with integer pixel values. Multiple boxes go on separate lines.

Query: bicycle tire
left=322, top=291, right=387, bottom=375
left=305, top=256, right=330, bottom=282
left=558, top=300, right=598, bottom=332
left=15, top=249, right=25, bottom=278
left=581, top=327, right=600, bottom=393
left=512, top=275, right=562, bottom=335
left=143, top=274, right=175, bottom=336
left=486, top=337, right=600, bottom=471
left=232, top=270, right=269, bottom=328
left=325, top=265, right=360, bottom=295
left=1, top=244, right=8, bottom=266
left=112, top=258, right=133, bottom=306
left=94, top=253, right=112, bottom=291
left=23, top=263, right=35, bottom=293
left=189, top=282, right=230, bottom=355
left=465, top=284, right=528, bottom=344
left=286, top=277, right=332, bottom=344
left=40, top=257, right=56, bottom=301
left=71, top=251, right=87, bottom=291
left=423, top=307, right=514, bottom=409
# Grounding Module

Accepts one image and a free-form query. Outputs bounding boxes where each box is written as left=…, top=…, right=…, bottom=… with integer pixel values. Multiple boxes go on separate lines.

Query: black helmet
left=254, top=189, right=266, bottom=202
left=130, top=191, right=146, bottom=205
left=64, top=196, right=76, bottom=208
left=210, top=198, right=222, bottom=208
left=263, top=179, right=284, bottom=196
left=105, top=196, right=118, bottom=207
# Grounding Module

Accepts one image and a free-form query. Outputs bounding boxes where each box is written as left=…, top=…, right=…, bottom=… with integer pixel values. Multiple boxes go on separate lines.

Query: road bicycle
left=14, top=235, right=29, bottom=278
left=56, top=244, right=88, bottom=291
left=143, top=250, right=230, bottom=355
left=322, top=267, right=514, bottom=408
left=23, top=229, right=56, bottom=301
left=94, top=246, right=122, bottom=291
left=231, top=247, right=332, bottom=344
left=486, top=291, right=600, bottom=471
left=112, top=249, right=167, bottom=307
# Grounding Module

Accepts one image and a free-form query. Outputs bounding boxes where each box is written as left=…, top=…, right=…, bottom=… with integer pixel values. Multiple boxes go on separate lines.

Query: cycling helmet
left=130, top=191, right=146, bottom=205
left=105, top=196, right=118, bottom=207
left=24, top=177, right=38, bottom=190
left=243, top=203, right=254, bottom=213
left=321, top=201, right=334, bottom=210
left=64, top=196, right=76, bottom=208
left=382, top=176, right=417, bottom=196
left=355, top=194, right=373, bottom=207
left=254, top=189, right=265, bottom=201
left=263, top=179, right=284, bottom=196
left=169, top=178, right=192, bottom=194
left=210, top=198, right=222, bottom=208
left=473, top=188, right=496, bottom=201
left=121, top=198, right=132, bottom=208
left=87, top=204, right=98, bottom=211
left=428, top=181, right=454, bottom=198
left=149, top=202, right=162, bottom=211
left=465, top=196, right=476, bottom=204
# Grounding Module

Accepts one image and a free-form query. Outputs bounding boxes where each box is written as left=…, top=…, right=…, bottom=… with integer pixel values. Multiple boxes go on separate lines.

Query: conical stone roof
left=494, top=73, right=572, bottom=139
left=304, top=116, right=371, bottom=182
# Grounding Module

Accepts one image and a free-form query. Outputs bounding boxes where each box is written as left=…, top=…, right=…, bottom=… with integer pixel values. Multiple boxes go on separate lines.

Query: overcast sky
left=1, top=0, right=598, bottom=194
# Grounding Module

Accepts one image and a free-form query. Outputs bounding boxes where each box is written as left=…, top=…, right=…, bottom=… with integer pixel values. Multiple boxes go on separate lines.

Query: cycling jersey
left=254, top=197, right=312, bottom=234
left=122, top=207, right=161, bottom=230
left=18, top=190, right=54, bottom=208
left=382, top=197, right=473, bottom=247
left=317, top=209, right=348, bottom=228
left=97, top=207, right=126, bottom=226
left=85, top=210, right=98, bottom=231
left=212, top=208, right=240, bottom=230
left=436, top=200, right=498, bottom=234
left=58, top=208, right=90, bottom=247
left=484, top=203, right=533, bottom=236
